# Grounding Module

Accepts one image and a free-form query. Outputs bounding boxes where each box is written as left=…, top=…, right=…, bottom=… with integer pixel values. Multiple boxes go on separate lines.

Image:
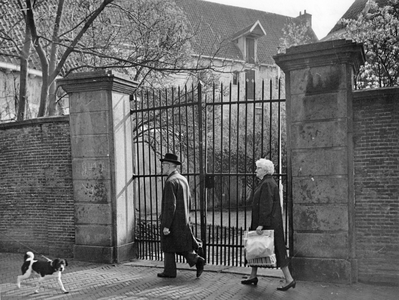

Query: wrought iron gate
left=130, top=80, right=289, bottom=266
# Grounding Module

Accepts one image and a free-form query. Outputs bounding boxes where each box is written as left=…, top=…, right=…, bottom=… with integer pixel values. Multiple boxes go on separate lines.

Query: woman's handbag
left=244, top=230, right=277, bottom=267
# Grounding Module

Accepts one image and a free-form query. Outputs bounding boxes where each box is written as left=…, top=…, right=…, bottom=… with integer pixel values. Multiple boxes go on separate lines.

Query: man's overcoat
left=160, top=170, right=193, bottom=253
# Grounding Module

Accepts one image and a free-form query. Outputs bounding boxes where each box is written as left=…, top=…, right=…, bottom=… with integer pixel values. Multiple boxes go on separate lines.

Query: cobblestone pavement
left=0, top=252, right=398, bottom=300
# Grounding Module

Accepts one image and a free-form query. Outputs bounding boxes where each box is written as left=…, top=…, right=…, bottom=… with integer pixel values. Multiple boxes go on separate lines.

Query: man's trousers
left=163, top=251, right=200, bottom=276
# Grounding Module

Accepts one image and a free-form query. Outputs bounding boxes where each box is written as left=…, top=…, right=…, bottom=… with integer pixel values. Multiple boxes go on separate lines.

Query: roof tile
left=175, top=0, right=307, bottom=65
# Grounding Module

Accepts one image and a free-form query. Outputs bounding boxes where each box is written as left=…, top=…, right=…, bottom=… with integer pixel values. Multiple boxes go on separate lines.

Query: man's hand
left=256, top=226, right=263, bottom=235
left=163, top=227, right=170, bottom=235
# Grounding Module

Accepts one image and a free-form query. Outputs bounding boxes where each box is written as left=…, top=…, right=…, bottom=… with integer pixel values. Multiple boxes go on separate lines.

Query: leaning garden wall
left=353, top=87, right=399, bottom=284
left=0, top=117, right=75, bottom=257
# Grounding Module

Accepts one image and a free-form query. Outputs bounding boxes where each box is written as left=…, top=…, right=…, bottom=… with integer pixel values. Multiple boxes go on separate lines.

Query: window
left=246, top=38, right=255, bottom=63
left=233, top=71, right=239, bottom=85
left=245, top=70, right=255, bottom=99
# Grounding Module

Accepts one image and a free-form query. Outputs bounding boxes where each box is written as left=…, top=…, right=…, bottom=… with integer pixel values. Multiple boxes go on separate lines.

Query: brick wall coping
left=353, top=86, right=399, bottom=100
left=0, top=115, right=69, bottom=130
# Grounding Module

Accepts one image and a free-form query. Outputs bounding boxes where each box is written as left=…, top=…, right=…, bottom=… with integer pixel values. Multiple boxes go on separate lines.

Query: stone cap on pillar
left=57, top=70, right=138, bottom=94
left=273, top=39, right=365, bottom=73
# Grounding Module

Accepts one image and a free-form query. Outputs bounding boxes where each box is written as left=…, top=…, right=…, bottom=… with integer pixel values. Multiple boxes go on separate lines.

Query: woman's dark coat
left=160, top=170, right=194, bottom=253
left=250, top=174, right=288, bottom=268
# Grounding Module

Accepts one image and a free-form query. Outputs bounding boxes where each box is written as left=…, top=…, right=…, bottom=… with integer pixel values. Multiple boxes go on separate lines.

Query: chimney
left=296, top=10, right=312, bottom=28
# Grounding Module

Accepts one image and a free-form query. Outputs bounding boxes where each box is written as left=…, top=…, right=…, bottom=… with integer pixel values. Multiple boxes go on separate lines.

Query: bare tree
left=1, top=0, right=216, bottom=119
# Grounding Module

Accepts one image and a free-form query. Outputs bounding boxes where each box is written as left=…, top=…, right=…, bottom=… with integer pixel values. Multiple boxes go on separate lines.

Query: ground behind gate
left=0, top=252, right=397, bottom=300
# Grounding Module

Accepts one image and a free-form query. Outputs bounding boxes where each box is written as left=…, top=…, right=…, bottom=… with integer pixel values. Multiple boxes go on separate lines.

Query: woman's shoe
left=277, top=279, right=296, bottom=291
left=241, top=277, right=258, bottom=285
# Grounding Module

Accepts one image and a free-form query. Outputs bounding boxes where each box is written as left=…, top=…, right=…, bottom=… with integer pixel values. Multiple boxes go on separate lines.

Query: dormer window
left=246, top=38, right=255, bottom=63
left=231, top=20, right=266, bottom=64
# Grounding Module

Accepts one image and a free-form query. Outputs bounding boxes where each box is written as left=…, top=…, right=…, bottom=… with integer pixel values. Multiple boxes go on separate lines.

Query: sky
left=203, top=0, right=355, bottom=39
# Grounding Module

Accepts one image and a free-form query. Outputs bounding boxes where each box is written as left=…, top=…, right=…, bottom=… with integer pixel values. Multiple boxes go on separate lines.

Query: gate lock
left=205, top=174, right=215, bottom=189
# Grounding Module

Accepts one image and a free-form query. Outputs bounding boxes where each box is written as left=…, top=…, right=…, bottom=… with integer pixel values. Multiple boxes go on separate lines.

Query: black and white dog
left=17, top=251, right=69, bottom=294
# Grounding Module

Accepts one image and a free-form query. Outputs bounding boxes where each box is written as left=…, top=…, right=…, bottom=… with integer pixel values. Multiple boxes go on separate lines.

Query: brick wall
left=353, top=87, right=399, bottom=285
left=0, top=116, right=74, bottom=257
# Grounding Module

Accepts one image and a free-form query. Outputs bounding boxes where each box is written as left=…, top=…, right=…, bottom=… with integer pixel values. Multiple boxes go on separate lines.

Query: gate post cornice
left=58, top=70, right=138, bottom=263
left=58, top=70, right=136, bottom=94
left=273, top=39, right=365, bottom=284
left=274, top=39, right=365, bottom=72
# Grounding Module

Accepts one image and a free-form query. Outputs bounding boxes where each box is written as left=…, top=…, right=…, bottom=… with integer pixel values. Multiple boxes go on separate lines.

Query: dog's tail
left=24, top=251, right=35, bottom=261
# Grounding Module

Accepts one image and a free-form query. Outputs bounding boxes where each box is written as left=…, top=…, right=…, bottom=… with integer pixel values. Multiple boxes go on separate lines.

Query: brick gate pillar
left=58, top=70, right=137, bottom=263
left=274, top=40, right=365, bottom=283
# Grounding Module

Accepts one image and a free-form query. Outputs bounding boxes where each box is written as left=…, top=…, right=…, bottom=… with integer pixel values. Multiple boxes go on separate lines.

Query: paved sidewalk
left=0, top=252, right=397, bottom=300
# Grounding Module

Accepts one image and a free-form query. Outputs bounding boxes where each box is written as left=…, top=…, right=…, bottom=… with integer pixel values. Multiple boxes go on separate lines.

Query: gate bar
left=197, top=83, right=207, bottom=259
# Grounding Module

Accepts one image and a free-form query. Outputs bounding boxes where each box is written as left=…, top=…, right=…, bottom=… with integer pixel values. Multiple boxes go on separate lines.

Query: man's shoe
left=157, top=272, right=176, bottom=278
left=196, top=257, right=205, bottom=278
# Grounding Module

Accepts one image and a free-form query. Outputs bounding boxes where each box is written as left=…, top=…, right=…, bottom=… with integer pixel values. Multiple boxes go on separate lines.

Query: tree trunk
left=47, top=0, right=64, bottom=116
left=37, top=75, right=49, bottom=117
left=26, top=0, right=48, bottom=117
left=47, top=82, right=59, bottom=116
left=17, top=1, right=32, bottom=121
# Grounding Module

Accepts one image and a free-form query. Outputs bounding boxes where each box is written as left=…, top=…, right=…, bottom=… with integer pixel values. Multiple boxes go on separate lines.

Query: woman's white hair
left=256, top=158, right=275, bottom=175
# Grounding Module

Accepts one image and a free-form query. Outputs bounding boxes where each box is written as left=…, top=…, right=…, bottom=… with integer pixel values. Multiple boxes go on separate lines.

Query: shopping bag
left=244, top=230, right=275, bottom=261
left=246, top=254, right=277, bottom=268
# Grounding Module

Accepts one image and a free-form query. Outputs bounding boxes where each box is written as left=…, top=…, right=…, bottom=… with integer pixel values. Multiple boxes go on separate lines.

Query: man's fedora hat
left=160, top=153, right=181, bottom=165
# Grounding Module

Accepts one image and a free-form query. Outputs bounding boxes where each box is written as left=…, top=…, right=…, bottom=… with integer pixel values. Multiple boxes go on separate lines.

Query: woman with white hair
left=241, top=158, right=296, bottom=291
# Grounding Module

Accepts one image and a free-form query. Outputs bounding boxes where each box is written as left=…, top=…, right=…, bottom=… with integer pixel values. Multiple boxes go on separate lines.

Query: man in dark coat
left=158, top=153, right=205, bottom=278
